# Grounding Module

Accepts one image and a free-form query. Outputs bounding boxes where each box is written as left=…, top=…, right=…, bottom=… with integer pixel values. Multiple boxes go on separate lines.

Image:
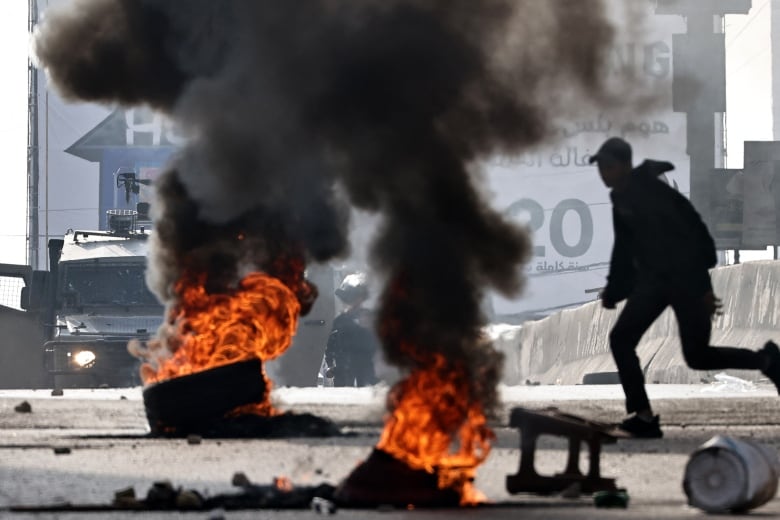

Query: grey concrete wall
left=0, top=306, right=49, bottom=388
left=491, top=260, right=780, bottom=385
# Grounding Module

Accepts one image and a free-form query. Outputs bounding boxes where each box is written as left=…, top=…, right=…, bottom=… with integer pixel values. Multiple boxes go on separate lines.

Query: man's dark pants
left=609, top=279, right=763, bottom=414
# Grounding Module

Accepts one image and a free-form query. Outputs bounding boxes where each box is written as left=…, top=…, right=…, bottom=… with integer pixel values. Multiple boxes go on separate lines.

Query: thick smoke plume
left=35, top=0, right=622, bottom=413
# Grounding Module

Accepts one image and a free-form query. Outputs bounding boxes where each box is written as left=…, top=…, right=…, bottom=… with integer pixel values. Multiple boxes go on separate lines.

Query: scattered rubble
left=112, top=487, right=140, bottom=509
left=593, top=489, right=629, bottom=508
left=14, top=401, right=32, bottom=413
left=231, top=472, right=251, bottom=487
left=175, top=489, right=204, bottom=509
left=11, top=475, right=337, bottom=513
left=311, top=496, right=337, bottom=515
left=207, top=508, right=226, bottom=520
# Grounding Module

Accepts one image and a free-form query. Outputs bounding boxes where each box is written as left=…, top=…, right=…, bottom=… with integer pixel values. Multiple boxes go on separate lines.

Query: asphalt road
left=0, top=384, right=779, bottom=519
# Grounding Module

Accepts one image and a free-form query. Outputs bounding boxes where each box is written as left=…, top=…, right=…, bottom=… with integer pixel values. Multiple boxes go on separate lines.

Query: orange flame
left=141, top=270, right=301, bottom=415
left=273, top=476, right=294, bottom=492
left=376, top=350, right=493, bottom=505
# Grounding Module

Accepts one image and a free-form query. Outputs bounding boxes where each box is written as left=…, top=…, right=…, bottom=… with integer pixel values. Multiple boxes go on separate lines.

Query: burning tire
left=143, top=359, right=266, bottom=436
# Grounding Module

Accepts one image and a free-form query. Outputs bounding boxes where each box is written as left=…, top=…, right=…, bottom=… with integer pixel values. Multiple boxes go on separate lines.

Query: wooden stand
left=506, top=407, right=624, bottom=495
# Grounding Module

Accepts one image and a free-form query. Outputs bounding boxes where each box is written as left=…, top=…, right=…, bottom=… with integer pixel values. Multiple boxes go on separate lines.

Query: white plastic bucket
left=683, top=435, right=779, bottom=513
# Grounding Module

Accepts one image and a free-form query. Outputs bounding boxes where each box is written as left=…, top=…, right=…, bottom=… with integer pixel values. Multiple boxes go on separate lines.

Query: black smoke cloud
left=35, top=0, right=619, bottom=411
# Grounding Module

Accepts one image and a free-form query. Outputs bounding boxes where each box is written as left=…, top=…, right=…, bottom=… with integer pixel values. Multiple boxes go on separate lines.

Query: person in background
left=324, top=272, right=379, bottom=387
left=590, top=136, right=780, bottom=438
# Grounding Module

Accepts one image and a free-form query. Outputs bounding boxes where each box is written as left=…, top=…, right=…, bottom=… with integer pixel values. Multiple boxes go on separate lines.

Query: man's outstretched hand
left=703, top=291, right=723, bottom=318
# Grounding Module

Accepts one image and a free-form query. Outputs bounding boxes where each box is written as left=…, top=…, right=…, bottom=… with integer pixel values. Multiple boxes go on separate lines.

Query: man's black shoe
left=618, top=414, right=663, bottom=439
left=760, top=340, right=780, bottom=394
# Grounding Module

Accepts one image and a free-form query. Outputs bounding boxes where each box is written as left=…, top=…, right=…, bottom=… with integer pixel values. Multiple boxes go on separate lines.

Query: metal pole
left=27, top=0, right=39, bottom=268
left=45, top=89, right=49, bottom=271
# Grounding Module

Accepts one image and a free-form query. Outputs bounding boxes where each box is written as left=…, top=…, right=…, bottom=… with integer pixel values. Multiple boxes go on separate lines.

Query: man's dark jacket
left=602, top=160, right=717, bottom=304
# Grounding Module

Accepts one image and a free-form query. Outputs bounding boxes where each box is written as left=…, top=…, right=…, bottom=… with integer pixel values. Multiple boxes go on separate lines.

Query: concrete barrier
left=490, top=260, right=780, bottom=386
left=0, top=305, right=49, bottom=388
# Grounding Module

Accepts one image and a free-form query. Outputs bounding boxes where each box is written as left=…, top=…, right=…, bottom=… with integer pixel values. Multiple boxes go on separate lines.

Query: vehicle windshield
left=61, top=263, right=161, bottom=307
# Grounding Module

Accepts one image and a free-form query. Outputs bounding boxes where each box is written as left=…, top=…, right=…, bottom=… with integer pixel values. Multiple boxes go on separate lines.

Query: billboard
left=485, top=10, right=691, bottom=319
left=742, top=141, right=780, bottom=248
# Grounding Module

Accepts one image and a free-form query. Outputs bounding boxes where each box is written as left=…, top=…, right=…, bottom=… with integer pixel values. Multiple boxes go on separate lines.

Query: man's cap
left=588, top=137, right=632, bottom=165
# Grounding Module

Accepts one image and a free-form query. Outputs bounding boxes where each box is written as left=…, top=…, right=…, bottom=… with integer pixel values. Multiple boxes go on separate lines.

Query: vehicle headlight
left=71, top=350, right=97, bottom=368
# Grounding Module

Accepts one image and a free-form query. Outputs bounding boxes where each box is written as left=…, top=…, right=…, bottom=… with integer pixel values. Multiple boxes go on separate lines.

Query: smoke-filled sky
left=32, top=0, right=625, bottom=286
left=0, top=1, right=776, bottom=272
left=27, top=0, right=780, bottom=412
left=32, top=0, right=638, bottom=411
